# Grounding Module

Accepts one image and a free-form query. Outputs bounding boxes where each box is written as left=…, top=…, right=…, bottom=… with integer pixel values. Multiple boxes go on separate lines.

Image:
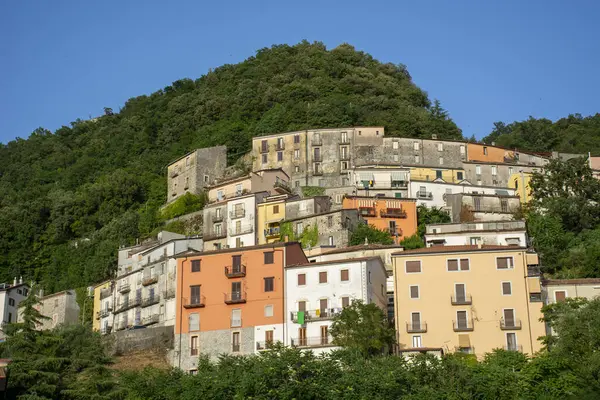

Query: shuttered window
left=410, top=285, right=419, bottom=299
left=406, top=261, right=421, bottom=273
left=447, top=259, right=459, bottom=271
left=555, top=291, right=566, bottom=302
left=448, top=259, right=469, bottom=271
left=502, top=282, right=512, bottom=295
left=460, top=259, right=470, bottom=271
left=497, top=257, right=514, bottom=269
left=319, top=271, right=328, bottom=283
left=297, top=274, right=306, bottom=286
left=342, top=297, right=350, bottom=308
left=340, top=269, right=349, bottom=282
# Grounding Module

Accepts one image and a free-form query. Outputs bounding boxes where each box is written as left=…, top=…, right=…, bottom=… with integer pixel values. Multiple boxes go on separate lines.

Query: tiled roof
left=289, top=256, right=384, bottom=268
left=393, top=245, right=527, bottom=256
left=543, top=278, right=600, bottom=285
left=318, top=243, right=404, bottom=256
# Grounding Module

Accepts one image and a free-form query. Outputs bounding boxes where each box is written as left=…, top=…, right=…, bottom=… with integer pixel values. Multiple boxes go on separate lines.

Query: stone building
left=282, top=209, right=361, bottom=250
left=445, top=193, right=521, bottom=223
left=462, top=161, right=540, bottom=188
left=206, top=169, right=290, bottom=204
left=166, top=146, right=228, bottom=203
left=19, top=290, right=80, bottom=330
left=284, top=196, right=331, bottom=220
left=377, top=137, right=466, bottom=169
left=350, top=165, right=410, bottom=199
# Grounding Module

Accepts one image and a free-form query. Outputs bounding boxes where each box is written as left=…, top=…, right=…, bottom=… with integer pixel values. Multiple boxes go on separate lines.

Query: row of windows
left=187, top=305, right=275, bottom=333
left=404, top=256, right=515, bottom=273
left=189, top=252, right=275, bottom=273
left=408, top=309, right=520, bottom=329
left=408, top=281, right=513, bottom=299
left=296, top=269, right=350, bottom=286
left=409, top=332, right=520, bottom=351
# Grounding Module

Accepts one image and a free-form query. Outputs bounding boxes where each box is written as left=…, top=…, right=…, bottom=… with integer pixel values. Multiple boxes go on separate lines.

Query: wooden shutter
left=297, top=274, right=306, bottom=285
left=319, top=271, right=327, bottom=283
left=502, top=282, right=512, bottom=295
left=447, top=259, right=459, bottom=271
left=265, top=330, right=273, bottom=343
left=410, top=285, right=419, bottom=299
left=457, top=311, right=467, bottom=328
left=411, top=312, right=421, bottom=328
left=455, top=284, right=466, bottom=301
left=298, top=301, right=306, bottom=312
left=406, top=261, right=421, bottom=273
left=555, top=291, right=566, bottom=302
left=340, top=269, right=349, bottom=281
left=503, top=309, right=515, bottom=325
left=342, top=297, right=350, bottom=308
left=460, top=259, right=470, bottom=271
left=320, top=298, right=328, bottom=312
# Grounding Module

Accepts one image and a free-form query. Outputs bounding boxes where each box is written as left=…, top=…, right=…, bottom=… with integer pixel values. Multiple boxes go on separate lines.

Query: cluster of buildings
left=2, top=126, right=599, bottom=371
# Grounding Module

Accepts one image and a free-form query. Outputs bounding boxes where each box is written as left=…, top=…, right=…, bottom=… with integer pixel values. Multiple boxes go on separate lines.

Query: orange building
left=342, top=196, right=417, bottom=243
left=467, top=143, right=515, bottom=163
left=173, top=242, right=307, bottom=372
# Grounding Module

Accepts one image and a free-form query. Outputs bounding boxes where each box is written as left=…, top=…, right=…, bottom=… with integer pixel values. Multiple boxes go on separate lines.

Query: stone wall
left=109, top=325, right=174, bottom=356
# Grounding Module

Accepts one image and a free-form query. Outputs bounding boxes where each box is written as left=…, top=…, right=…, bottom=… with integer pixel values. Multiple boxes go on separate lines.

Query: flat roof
left=392, top=245, right=528, bottom=256
left=344, top=195, right=417, bottom=202
left=288, top=256, right=386, bottom=271
left=315, top=243, right=404, bottom=257
left=176, top=241, right=302, bottom=258
left=543, top=278, right=600, bottom=286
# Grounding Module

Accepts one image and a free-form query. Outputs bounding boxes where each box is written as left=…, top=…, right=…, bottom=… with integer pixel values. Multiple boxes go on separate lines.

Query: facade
left=424, top=220, right=528, bottom=247
left=543, top=279, right=600, bottom=304
left=342, top=196, right=418, bottom=243
left=462, top=161, right=539, bottom=188
left=282, top=209, right=361, bottom=250
left=445, top=193, right=521, bottom=223
left=350, top=165, right=410, bottom=199
left=256, top=194, right=296, bottom=244
left=93, top=281, right=112, bottom=332
left=378, top=137, right=466, bottom=169
left=508, top=172, right=533, bottom=204
left=284, top=257, right=388, bottom=354
left=167, top=146, right=227, bottom=203
left=409, top=180, right=516, bottom=209
left=0, top=281, right=29, bottom=340
left=206, top=169, right=290, bottom=204
left=285, top=196, right=331, bottom=220
left=392, top=245, right=545, bottom=358
left=173, top=242, right=308, bottom=372
left=18, top=290, right=80, bottom=330
left=466, top=143, right=548, bottom=167
left=94, top=231, right=202, bottom=335
left=409, top=166, right=466, bottom=184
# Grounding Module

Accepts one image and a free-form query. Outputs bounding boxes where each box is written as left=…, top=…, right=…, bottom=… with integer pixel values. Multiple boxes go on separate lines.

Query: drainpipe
left=178, top=256, right=188, bottom=369
left=522, top=252, right=535, bottom=355
left=273, top=247, right=286, bottom=347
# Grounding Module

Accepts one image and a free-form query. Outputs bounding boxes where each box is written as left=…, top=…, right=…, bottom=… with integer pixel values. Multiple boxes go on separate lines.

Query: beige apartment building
left=543, top=278, right=600, bottom=303
left=392, top=245, right=545, bottom=358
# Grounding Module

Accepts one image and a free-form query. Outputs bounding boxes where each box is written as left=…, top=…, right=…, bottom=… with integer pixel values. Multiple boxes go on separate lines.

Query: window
left=191, top=260, right=201, bottom=273
left=394, top=154, right=399, bottom=162
left=328, top=236, right=334, bottom=246
left=261, top=139, right=268, bottom=152
left=232, top=255, right=242, bottom=269
left=295, top=166, right=300, bottom=173
left=327, top=216, right=333, bottom=228
left=554, top=290, right=566, bottom=302
left=319, top=271, right=328, bottom=283
left=368, top=271, right=372, bottom=283
left=342, top=296, right=350, bottom=308
left=294, top=134, right=300, bottom=143
left=298, top=300, right=306, bottom=312
left=235, top=237, right=242, bottom=248
left=492, top=165, right=497, bottom=176
left=475, top=165, right=482, bottom=175
left=340, top=269, right=349, bottom=282
left=235, top=184, right=243, bottom=195
left=232, top=332, right=241, bottom=352
left=320, top=325, right=329, bottom=344
left=204, top=174, right=209, bottom=183
left=231, top=309, right=242, bottom=328
left=190, top=336, right=199, bottom=356
left=341, top=161, right=348, bottom=170
left=264, top=251, right=274, bottom=264
left=414, top=155, right=420, bottom=164
left=506, top=332, right=517, bottom=351
left=406, top=261, right=421, bottom=273
left=457, top=171, right=464, bottom=180
left=314, top=147, right=321, bottom=160
left=341, top=146, right=348, bottom=158
left=297, top=273, right=306, bottom=286
left=262, top=154, right=267, bottom=164
left=264, top=277, right=274, bottom=292
left=265, top=330, right=274, bottom=345
left=438, top=142, right=443, bottom=151
left=508, top=167, right=513, bottom=176
left=8, top=298, right=14, bottom=307
left=277, top=152, right=283, bottom=161
left=413, top=141, right=419, bottom=151
left=190, top=285, right=201, bottom=304
left=439, top=157, right=444, bottom=165
left=410, top=285, right=419, bottom=299
left=298, top=327, right=307, bottom=346
left=412, top=335, right=422, bottom=348
left=264, top=305, right=273, bottom=317
left=411, top=312, right=421, bottom=329
left=393, top=141, right=399, bottom=150
left=460, top=145, right=465, bottom=155
left=277, top=137, right=284, bottom=148
left=455, top=284, right=466, bottom=302
left=503, top=309, right=516, bottom=327
left=456, top=310, right=468, bottom=329
left=483, top=146, right=488, bottom=155
left=496, top=256, right=514, bottom=269
left=500, top=199, right=508, bottom=212
left=188, top=313, right=199, bottom=331
left=447, top=259, right=469, bottom=271
left=296, top=222, right=303, bottom=235
left=273, top=205, right=279, bottom=214
left=294, top=149, right=300, bottom=159
left=295, top=180, right=300, bottom=188
left=217, top=190, right=224, bottom=201
left=473, top=196, right=481, bottom=211
left=436, top=170, right=443, bottom=179
left=502, top=282, right=512, bottom=295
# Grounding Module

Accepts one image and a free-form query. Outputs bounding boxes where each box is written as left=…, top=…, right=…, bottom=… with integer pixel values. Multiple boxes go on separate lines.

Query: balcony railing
left=406, top=322, right=427, bottom=333
left=114, top=298, right=141, bottom=314
left=183, top=296, right=206, bottom=309
left=503, top=344, right=523, bottom=352
left=141, top=296, right=160, bottom=308
left=224, top=292, right=247, bottom=305
left=380, top=208, right=407, bottom=218
left=527, top=265, right=541, bottom=276
left=260, top=144, right=270, bottom=153
left=229, top=209, right=246, bottom=219
left=203, top=230, right=227, bottom=241
left=225, top=265, right=246, bottom=278
left=100, top=288, right=112, bottom=300
left=118, top=283, right=130, bottom=293
left=212, top=214, right=224, bottom=222
left=99, top=308, right=112, bottom=318
left=451, top=295, right=473, bottom=306
left=290, top=308, right=342, bottom=323
left=256, top=341, right=279, bottom=351
left=229, top=225, right=254, bottom=236
left=453, top=319, right=475, bottom=332
left=265, top=227, right=280, bottom=238
left=100, top=326, right=113, bottom=335
left=142, top=276, right=158, bottom=286
left=291, top=336, right=334, bottom=348
left=359, top=207, right=377, bottom=217
left=163, top=287, right=176, bottom=299
left=142, top=314, right=160, bottom=326
left=416, top=191, right=433, bottom=199
left=500, top=318, right=522, bottom=330
left=388, top=228, right=403, bottom=236
left=276, top=142, right=285, bottom=151
left=312, top=169, right=323, bottom=176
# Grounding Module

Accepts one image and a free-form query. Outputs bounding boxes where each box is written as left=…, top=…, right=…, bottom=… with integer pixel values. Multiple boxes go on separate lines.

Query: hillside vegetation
left=0, top=41, right=461, bottom=293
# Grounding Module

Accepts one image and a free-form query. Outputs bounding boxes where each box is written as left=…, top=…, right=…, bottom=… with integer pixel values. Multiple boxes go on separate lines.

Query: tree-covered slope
left=483, top=114, right=600, bottom=154
left=0, top=41, right=462, bottom=293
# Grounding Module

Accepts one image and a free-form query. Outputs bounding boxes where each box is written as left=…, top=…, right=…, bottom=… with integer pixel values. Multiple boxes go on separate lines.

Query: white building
left=409, top=180, right=516, bottom=210
left=284, top=257, right=388, bottom=354
left=226, top=193, right=260, bottom=249
left=350, top=165, right=411, bottom=199
left=98, top=231, right=202, bottom=334
left=424, top=220, right=528, bottom=247
left=0, top=280, right=29, bottom=340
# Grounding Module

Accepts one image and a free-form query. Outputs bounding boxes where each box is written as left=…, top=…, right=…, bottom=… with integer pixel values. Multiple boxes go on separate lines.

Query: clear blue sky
left=1, top=0, right=599, bottom=144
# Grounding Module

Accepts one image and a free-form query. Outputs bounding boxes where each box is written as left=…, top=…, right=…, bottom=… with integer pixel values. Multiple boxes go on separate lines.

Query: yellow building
left=508, top=172, right=533, bottom=203
left=409, top=166, right=465, bottom=183
left=256, top=194, right=290, bottom=244
left=92, top=280, right=112, bottom=332
left=392, top=245, right=545, bottom=358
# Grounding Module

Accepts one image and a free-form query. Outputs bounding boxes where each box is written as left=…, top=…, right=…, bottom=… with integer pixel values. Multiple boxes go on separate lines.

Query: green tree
left=330, top=300, right=395, bottom=356
left=349, top=223, right=394, bottom=246
left=416, top=205, right=451, bottom=237
left=399, top=234, right=425, bottom=249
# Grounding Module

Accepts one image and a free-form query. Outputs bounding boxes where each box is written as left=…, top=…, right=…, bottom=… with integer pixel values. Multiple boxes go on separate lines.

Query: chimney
left=364, top=237, right=369, bottom=246
left=431, top=134, right=437, bottom=140
left=19, top=276, right=22, bottom=284
left=13, top=277, right=17, bottom=286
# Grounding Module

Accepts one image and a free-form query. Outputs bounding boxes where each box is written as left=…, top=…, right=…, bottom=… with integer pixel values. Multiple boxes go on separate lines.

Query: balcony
left=380, top=208, right=407, bottom=218
left=99, top=307, right=112, bottom=318
left=451, top=295, right=473, bottom=306
left=183, top=296, right=206, bottom=309
left=527, top=265, right=541, bottom=276
left=265, top=227, right=280, bottom=238
left=359, top=207, right=377, bottom=217
left=503, top=344, right=523, bottom=352
left=276, top=142, right=285, bottom=151
left=453, top=319, right=475, bottom=332
left=229, top=225, right=254, bottom=237
left=212, top=214, right=224, bottom=223
left=291, top=336, right=334, bottom=348
left=100, top=288, right=112, bottom=300
left=100, top=326, right=112, bottom=335
left=142, top=314, right=160, bottom=326
left=142, top=276, right=158, bottom=286
left=256, top=341, right=279, bottom=351
left=203, top=230, right=227, bottom=241
left=274, top=179, right=292, bottom=194
left=290, top=308, right=342, bottom=323
left=163, top=287, right=176, bottom=299
left=118, top=283, right=130, bottom=293
left=114, top=298, right=141, bottom=314
left=229, top=209, right=245, bottom=219
left=225, top=265, right=246, bottom=278
left=260, top=144, right=270, bottom=154
left=389, top=228, right=403, bottom=236
left=406, top=322, right=427, bottom=333
left=224, top=291, right=247, bottom=305
left=416, top=191, right=433, bottom=200
left=311, top=138, right=322, bottom=146
left=500, top=318, right=522, bottom=330
left=141, top=295, right=160, bottom=308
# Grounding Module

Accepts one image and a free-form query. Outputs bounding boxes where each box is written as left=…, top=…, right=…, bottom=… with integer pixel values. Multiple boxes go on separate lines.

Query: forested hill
left=482, top=114, right=600, bottom=155
left=0, top=41, right=462, bottom=293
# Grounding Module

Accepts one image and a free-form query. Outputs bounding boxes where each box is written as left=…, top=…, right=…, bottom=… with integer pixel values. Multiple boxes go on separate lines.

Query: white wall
left=409, top=181, right=516, bottom=209
left=226, top=196, right=256, bottom=248
left=254, top=323, right=285, bottom=353
left=425, top=231, right=527, bottom=247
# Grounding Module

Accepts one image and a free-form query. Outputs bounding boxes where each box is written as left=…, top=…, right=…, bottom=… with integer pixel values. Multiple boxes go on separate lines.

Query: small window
left=555, top=290, right=566, bottom=302
left=264, top=277, right=274, bottom=292
left=294, top=149, right=300, bottom=159
left=262, top=154, right=267, bottom=164
left=483, top=147, right=488, bottom=155
left=412, top=335, right=422, bottom=348
left=340, top=269, right=349, bottom=282
left=232, top=332, right=241, bottom=352
left=8, top=298, right=15, bottom=307
left=460, top=145, right=465, bottom=155
left=294, top=134, right=300, bottom=143
left=393, top=141, right=399, bottom=150
left=298, top=300, right=306, bottom=311
left=414, top=155, right=420, bottom=164
left=264, top=252, right=274, bottom=264
left=273, top=205, right=279, bottom=214
left=319, top=271, right=328, bottom=284
left=295, top=180, right=300, bottom=188
left=191, top=260, right=201, bottom=273
left=413, top=141, right=419, bottom=151
left=438, top=143, right=443, bottom=152
left=502, top=282, right=512, bottom=295
left=277, top=152, right=283, bottom=161
left=7, top=313, right=11, bottom=323
left=439, top=157, right=444, bottom=165
left=188, top=313, right=199, bottom=331
left=476, top=165, right=482, bottom=175
left=264, top=305, right=274, bottom=317
left=436, top=170, right=443, bottom=179
left=497, top=257, right=514, bottom=269
left=410, top=285, right=419, bottom=299
left=457, top=171, right=464, bottom=180
left=327, top=216, right=333, bottom=228
left=204, top=175, right=209, bottom=183
left=328, top=236, right=334, bottom=246
left=297, top=273, right=306, bottom=286
left=295, top=166, right=300, bottom=173
left=447, top=259, right=469, bottom=271
left=190, top=336, right=199, bottom=356
left=406, top=261, right=421, bottom=273
left=492, top=165, right=498, bottom=176
left=342, top=296, right=350, bottom=308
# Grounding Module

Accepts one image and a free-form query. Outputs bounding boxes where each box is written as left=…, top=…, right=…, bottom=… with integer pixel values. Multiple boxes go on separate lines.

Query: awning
left=359, top=172, right=374, bottom=181
left=391, top=171, right=408, bottom=181
left=495, top=189, right=510, bottom=196
left=458, top=334, right=471, bottom=348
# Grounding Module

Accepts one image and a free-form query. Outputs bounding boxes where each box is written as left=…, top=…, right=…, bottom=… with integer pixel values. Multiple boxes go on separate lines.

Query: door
left=298, top=327, right=307, bottom=346
left=503, top=309, right=515, bottom=327
left=457, top=311, right=468, bottom=329
left=265, top=330, right=274, bottom=348
left=232, top=255, right=242, bottom=273
left=231, top=282, right=242, bottom=300
left=232, top=332, right=240, bottom=352
left=319, top=299, right=328, bottom=317
left=190, top=285, right=200, bottom=305
left=320, top=325, right=329, bottom=345
left=455, top=284, right=466, bottom=303
left=411, top=312, right=421, bottom=330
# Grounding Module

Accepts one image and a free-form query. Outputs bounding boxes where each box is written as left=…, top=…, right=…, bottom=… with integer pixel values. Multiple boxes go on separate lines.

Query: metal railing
left=290, top=308, right=342, bottom=323
left=265, top=227, right=280, bottom=238
left=141, top=296, right=160, bottom=308
left=260, top=144, right=270, bottom=153
left=224, top=292, right=247, bottom=304
left=229, top=209, right=246, bottom=219
left=99, top=308, right=112, bottom=318
left=389, top=228, right=403, bottom=236
left=212, top=214, right=224, bottom=222
left=118, top=283, right=131, bottom=293
left=276, top=142, right=285, bottom=151
left=503, top=344, right=523, bottom=352
left=256, top=341, right=279, bottom=351
left=453, top=319, right=474, bottom=332
left=406, top=322, right=427, bottom=333
left=416, top=191, right=433, bottom=199
left=359, top=207, right=377, bottom=217
left=527, top=266, right=541, bottom=276
left=142, top=314, right=160, bottom=326
left=142, top=276, right=158, bottom=286
left=183, top=296, right=206, bottom=309
left=451, top=295, right=472, bottom=305
left=229, top=225, right=254, bottom=236
left=500, top=318, right=522, bottom=330
left=225, top=265, right=246, bottom=278
left=291, top=336, right=333, bottom=348
left=114, top=298, right=141, bottom=314
left=203, top=230, right=227, bottom=241
left=380, top=208, right=407, bottom=218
